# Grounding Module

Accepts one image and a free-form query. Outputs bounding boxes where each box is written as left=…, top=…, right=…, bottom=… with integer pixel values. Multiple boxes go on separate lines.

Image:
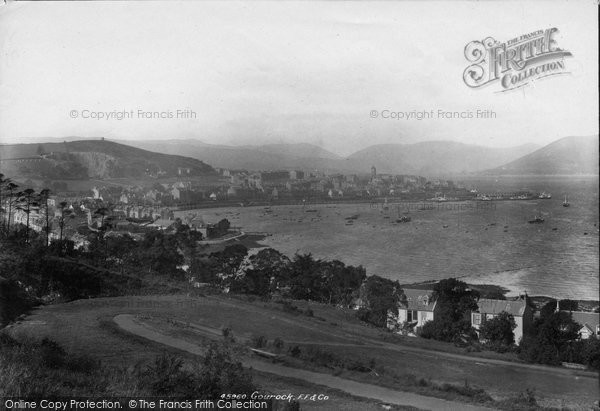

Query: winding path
left=114, top=314, right=495, bottom=411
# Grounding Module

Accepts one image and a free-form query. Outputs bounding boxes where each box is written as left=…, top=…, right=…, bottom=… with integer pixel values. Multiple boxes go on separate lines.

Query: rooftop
left=475, top=298, right=528, bottom=317
left=400, top=289, right=437, bottom=312
left=570, top=311, right=600, bottom=332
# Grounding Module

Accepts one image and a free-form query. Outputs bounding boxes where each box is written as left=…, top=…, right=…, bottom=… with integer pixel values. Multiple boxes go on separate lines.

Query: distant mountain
left=0, top=140, right=215, bottom=180
left=122, top=139, right=346, bottom=172
left=346, top=141, right=541, bottom=176
left=123, top=139, right=539, bottom=176
left=242, top=143, right=341, bottom=160
left=484, top=135, right=599, bottom=175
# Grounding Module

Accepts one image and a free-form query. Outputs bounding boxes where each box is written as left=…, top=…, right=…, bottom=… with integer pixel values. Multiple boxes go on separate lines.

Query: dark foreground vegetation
left=0, top=332, right=274, bottom=402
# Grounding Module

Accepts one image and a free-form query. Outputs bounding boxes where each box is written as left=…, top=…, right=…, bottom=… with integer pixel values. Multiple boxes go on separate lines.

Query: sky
left=0, top=1, right=598, bottom=157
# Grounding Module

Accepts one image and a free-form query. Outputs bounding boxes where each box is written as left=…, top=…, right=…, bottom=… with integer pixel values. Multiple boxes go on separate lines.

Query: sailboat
left=562, top=195, right=570, bottom=207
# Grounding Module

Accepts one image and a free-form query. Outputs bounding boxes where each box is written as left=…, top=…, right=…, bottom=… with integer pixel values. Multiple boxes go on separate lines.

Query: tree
left=288, top=253, right=325, bottom=301
left=479, top=311, right=516, bottom=346
left=322, top=260, right=366, bottom=306
left=39, top=189, right=52, bottom=247
left=57, top=201, right=73, bottom=242
left=4, top=182, right=19, bottom=233
left=105, top=234, right=138, bottom=274
left=420, top=278, right=479, bottom=342
left=540, top=299, right=579, bottom=319
left=519, top=311, right=582, bottom=365
left=230, top=268, right=271, bottom=296
left=357, top=275, right=402, bottom=327
left=93, top=206, right=111, bottom=230
left=137, top=230, right=184, bottom=278
left=229, top=248, right=290, bottom=296
left=433, top=278, right=480, bottom=321
left=209, top=244, right=248, bottom=285
left=16, top=188, right=39, bottom=243
left=0, top=173, right=6, bottom=230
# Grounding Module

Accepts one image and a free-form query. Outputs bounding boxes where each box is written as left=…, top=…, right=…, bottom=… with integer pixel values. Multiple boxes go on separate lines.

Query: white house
left=388, top=289, right=437, bottom=333
left=570, top=311, right=600, bottom=340
left=471, top=296, right=534, bottom=344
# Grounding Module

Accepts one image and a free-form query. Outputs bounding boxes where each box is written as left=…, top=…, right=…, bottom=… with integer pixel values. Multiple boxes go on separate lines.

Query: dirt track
left=114, top=314, right=495, bottom=411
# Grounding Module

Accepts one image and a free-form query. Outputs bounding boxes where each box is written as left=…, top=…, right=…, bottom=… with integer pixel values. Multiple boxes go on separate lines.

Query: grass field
left=6, top=294, right=599, bottom=410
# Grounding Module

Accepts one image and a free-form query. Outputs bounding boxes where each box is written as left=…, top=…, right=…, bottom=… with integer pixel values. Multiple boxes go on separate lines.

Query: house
left=570, top=311, right=600, bottom=340
left=472, top=295, right=534, bottom=344
left=289, top=170, right=305, bottom=180
left=148, top=219, right=176, bottom=231
left=388, top=289, right=438, bottom=333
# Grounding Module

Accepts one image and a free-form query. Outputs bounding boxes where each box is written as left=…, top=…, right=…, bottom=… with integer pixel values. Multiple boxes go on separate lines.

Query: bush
left=289, top=345, right=301, bottom=357
left=222, top=327, right=235, bottom=342
left=193, top=343, right=256, bottom=398
left=252, top=335, right=267, bottom=348
left=279, top=300, right=301, bottom=315
left=439, top=381, right=493, bottom=403
left=142, top=353, right=193, bottom=396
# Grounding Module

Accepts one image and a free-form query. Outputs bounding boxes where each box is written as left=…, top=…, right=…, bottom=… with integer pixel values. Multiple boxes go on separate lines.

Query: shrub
left=193, top=343, right=256, bottom=398
left=439, top=381, right=493, bottom=403
left=280, top=300, right=301, bottom=315
left=222, top=327, right=235, bottom=342
left=142, top=353, right=193, bottom=395
left=252, top=335, right=267, bottom=348
left=289, top=345, right=301, bottom=357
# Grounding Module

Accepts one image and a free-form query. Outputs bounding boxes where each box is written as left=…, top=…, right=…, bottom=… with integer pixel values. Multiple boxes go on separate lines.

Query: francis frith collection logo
left=463, top=28, right=572, bottom=91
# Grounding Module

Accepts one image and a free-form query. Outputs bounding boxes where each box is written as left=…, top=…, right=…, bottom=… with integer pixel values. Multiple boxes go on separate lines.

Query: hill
left=346, top=141, right=540, bottom=176
left=241, top=143, right=341, bottom=160
left=484, top=135, right=599, bottom=175
left=122, top=139, right=349, bottom=173
left=123, top=139, right=539, bottom=176
left=0, top=139, right=215, bottom=180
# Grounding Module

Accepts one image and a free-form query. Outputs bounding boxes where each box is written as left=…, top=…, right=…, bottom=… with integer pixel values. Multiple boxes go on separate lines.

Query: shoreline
left=403, top=280, right=599, bottom=311
left=199, top=233, right=600, bottom=311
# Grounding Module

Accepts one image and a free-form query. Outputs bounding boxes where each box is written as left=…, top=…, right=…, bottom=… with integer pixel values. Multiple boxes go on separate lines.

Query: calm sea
left=180, top=176, right=599, bottom=300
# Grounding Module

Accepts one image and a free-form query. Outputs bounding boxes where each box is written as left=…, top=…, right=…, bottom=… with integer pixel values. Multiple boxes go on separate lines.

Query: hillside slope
left=0, top=140, right=215, bottom=180
left=123, top=139, right=349, bottom=173
left=484, top=135, right=599, bottom=175
left=347, top=141, right=540, bottom=176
